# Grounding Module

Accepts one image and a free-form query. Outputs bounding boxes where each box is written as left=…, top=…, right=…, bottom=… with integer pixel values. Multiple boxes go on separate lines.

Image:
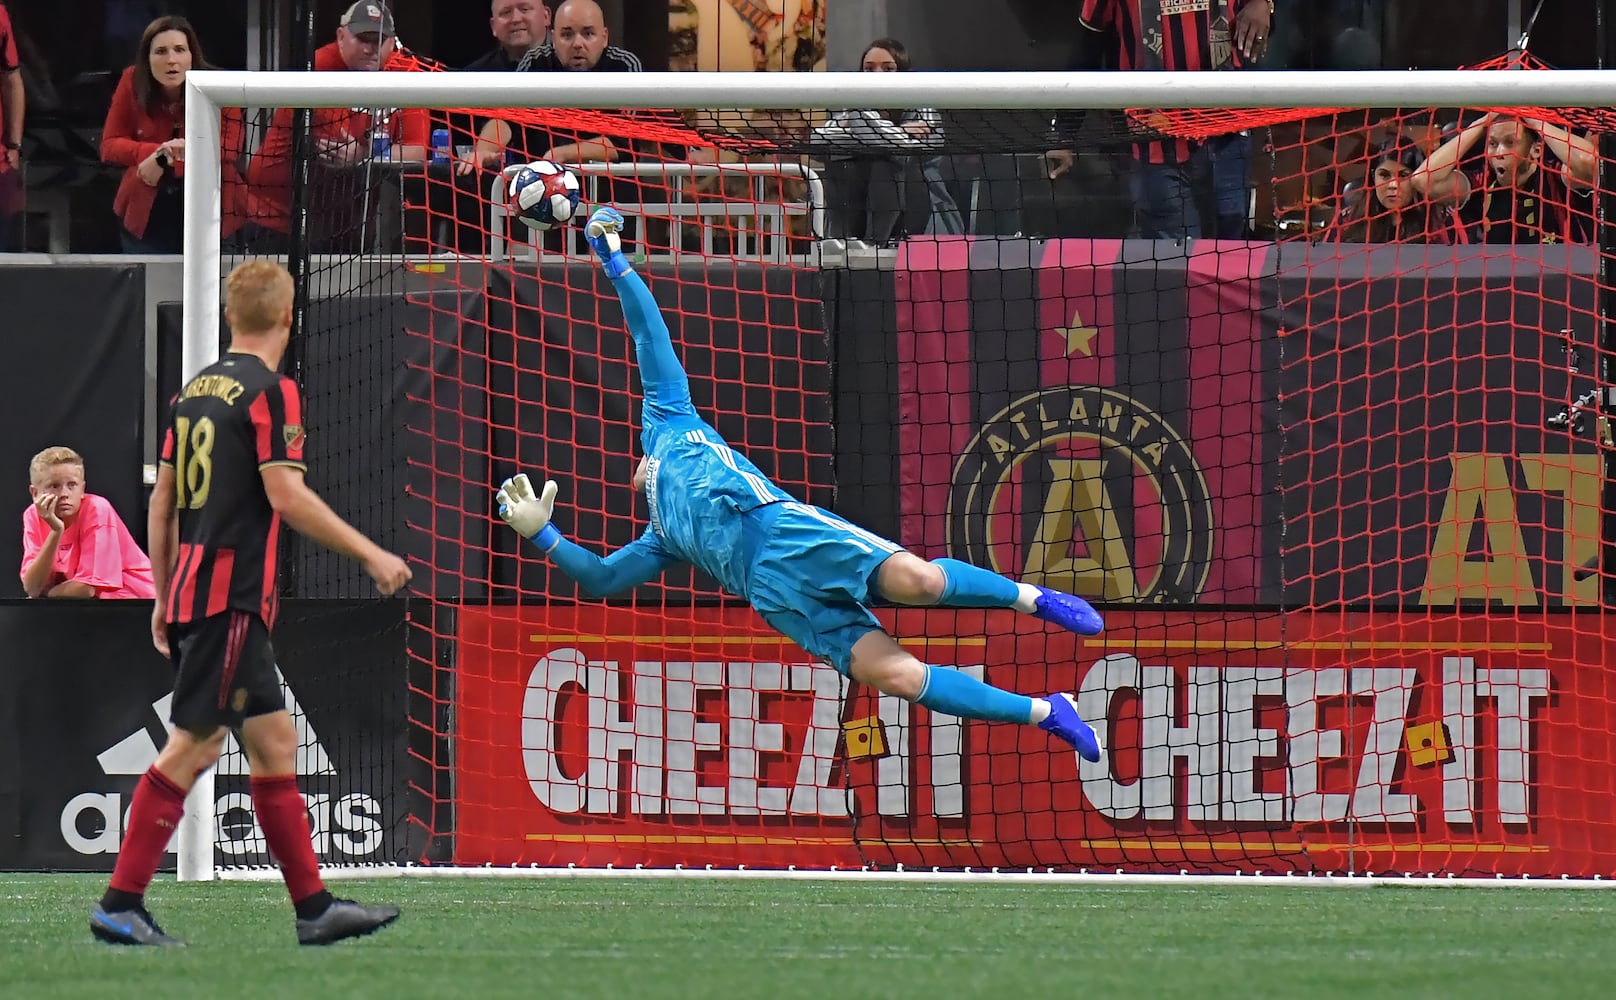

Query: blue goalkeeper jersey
left=637, top=412, right=794, bottom=597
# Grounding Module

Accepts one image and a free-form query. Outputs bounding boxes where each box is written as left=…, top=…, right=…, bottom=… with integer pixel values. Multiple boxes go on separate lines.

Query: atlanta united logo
left=946, top=386, right=1215, bottom=604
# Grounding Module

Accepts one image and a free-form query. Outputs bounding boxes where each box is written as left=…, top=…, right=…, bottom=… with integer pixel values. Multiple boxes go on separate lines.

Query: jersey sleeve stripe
left=249, top=391, right=275, bottom=466
left=279, top=376, right=303, bottom=426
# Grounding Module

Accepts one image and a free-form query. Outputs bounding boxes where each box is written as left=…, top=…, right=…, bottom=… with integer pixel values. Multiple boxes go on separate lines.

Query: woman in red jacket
left=100, top=17, right=246, bottom=252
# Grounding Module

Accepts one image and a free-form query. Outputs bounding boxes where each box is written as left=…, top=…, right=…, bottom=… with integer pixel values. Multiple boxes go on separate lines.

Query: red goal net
left=366, top=55, right=1616, bottom=877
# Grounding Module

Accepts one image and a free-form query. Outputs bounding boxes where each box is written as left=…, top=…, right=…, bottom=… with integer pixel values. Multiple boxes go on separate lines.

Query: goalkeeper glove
left=584, top=206, right=632, bottom=278
left=495, top=473, right=561, bottom=548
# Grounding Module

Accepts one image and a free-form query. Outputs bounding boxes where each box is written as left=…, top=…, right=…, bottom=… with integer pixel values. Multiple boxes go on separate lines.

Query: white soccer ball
left=508, top=160, right=582, bottom=232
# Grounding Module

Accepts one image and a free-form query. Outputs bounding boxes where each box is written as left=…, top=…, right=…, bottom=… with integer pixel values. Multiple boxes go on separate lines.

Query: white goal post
left=174, top=67, right=1616, bottom=883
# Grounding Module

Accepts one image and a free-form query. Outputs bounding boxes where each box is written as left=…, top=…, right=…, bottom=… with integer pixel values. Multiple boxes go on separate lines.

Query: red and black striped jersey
left=1079, top=0, right=1259, bottom=164
left=159, top=352, right=306, bottom=628
left=1463, top=159, right=1593, bottom=245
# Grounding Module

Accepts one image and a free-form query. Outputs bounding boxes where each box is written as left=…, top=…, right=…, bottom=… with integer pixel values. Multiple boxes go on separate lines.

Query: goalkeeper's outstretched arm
left=536, top=529, right=675, bottom=598
left=586, top=207, right=696, bottom=424
left=496, top=473, right=676, bottom=598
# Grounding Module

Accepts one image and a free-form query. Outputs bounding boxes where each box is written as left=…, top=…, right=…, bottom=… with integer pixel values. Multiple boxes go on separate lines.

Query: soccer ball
left=508, top=160, right=582, bottom=232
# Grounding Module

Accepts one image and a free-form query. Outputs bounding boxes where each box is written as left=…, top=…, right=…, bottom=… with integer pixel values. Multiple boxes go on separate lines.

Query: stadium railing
left=487, top=161, right=827, bottom=264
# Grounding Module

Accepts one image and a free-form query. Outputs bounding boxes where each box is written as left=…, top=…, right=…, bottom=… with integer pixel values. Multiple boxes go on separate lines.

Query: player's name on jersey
left=180, top=374, right=248, bottom=405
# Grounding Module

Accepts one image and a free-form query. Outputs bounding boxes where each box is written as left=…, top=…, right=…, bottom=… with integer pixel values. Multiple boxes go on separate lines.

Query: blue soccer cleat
left=584, top=206, right=631, bottom=277
left=1039, top=693, right=1103, bottom=763
left=90, top=903, right=185, bottom=947
left=1032, top=585, right=1104, bottom=636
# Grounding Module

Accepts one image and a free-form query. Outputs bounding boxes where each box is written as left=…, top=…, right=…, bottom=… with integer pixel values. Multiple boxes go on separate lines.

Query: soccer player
left=495, top=206, right=1105, bottom=761
left=91, top=260, right=411, bottom=947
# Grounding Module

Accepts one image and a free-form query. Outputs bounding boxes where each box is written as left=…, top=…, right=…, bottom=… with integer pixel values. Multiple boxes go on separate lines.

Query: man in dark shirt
left=1047, top=0, right=1273, bottom=240
left=1414, top=113, right=1596, bottom=244
left=472, top=0, right=644, bottom=169
left=464, top=0, right=551, bottom=72
left=90, top=261, right=411, bottom=948
left=462, top=0, right=652, bottom=252
left=433, top=0, right=555, bottom=253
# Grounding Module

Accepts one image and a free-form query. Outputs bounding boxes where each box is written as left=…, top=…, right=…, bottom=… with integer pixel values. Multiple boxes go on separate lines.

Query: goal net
left=180, top=63, right=1616, bottom=881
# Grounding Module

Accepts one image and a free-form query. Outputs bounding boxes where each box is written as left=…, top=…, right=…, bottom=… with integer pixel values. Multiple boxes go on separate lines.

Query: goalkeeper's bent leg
left=932, top=556, right=1037, bottom=610
left=916, top=661, right=1038, bottom=724
left=848, top=631, right=1102, bottom=760
left=917, top=667, right=1100, bottom=761
left=878, top=554, right=1105, bottom=636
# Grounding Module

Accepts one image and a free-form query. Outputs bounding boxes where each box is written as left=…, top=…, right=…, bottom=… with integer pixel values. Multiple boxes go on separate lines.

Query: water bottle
left=431, top=128, right=450, bottom=165
left=371, top=133, right=392, bottom=160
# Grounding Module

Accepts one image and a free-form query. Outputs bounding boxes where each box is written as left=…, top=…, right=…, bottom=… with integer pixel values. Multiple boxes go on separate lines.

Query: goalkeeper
left=496, top=206, right=1104, bottom=762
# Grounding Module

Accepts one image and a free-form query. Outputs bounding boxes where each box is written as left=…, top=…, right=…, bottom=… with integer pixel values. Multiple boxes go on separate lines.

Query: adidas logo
left=63, top=668, right=384, bottom=858
left=97, top=669, right=335, bottom=777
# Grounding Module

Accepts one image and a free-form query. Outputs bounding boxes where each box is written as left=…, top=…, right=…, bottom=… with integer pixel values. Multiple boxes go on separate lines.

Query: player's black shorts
left=169, top=610, right=285, bottom=731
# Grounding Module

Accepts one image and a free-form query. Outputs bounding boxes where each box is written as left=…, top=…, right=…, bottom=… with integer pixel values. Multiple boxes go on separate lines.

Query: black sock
left=100, top=888, right=142, bottom=913
left=294, top=889, right=335, bottom=921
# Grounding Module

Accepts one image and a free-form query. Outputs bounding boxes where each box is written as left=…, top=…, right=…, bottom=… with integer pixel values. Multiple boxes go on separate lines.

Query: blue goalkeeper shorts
left=745, top=501, right=904, bottom=676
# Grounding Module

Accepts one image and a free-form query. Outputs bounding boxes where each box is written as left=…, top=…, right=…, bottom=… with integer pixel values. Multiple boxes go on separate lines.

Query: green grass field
left=5, top=874, right=1616, bottom=999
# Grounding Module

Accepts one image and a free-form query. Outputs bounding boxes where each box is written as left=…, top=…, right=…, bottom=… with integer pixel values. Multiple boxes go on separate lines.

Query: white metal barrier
left=487, top=160, right=826, bottom=264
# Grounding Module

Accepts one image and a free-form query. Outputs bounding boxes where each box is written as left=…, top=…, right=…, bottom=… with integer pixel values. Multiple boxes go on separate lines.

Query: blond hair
left=30, top=446, right=85, bottom=485
left=224, top=260, right=295, bottom=335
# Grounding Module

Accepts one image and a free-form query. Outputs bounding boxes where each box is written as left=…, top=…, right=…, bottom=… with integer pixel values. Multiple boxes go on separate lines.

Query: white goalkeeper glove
left=495, top=473, right=559, bottom=541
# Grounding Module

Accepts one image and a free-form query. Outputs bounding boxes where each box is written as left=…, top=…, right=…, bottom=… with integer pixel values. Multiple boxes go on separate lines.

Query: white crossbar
left=185, top=68, right=1616, bottom=112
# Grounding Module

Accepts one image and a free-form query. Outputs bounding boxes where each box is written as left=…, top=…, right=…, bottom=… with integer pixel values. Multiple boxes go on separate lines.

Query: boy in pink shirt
left=20, top=446, right=155, bottom=599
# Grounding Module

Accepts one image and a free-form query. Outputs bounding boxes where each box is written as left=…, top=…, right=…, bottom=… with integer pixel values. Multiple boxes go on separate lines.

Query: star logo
left=1057, top=308, right=1100, bottom=357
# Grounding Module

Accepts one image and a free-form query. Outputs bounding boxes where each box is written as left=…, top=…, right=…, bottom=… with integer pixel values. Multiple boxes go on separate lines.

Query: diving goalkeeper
left=495, top=206, right=1105, bottom=762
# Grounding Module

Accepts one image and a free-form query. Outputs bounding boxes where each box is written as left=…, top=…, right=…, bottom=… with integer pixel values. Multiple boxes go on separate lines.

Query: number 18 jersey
left=158, top=352, right=306, bottom=627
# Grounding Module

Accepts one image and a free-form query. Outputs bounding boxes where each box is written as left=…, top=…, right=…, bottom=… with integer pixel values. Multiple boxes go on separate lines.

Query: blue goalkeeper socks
left=916, top=664, right=1035, bottom=724
left=935, top=557, right=1024, bottom=609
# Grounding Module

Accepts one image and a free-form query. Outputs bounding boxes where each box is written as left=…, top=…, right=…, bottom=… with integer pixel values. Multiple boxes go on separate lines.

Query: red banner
left=454, top=605, right=1616, bottom=875
left=894, top=238, right=1271, bottom=606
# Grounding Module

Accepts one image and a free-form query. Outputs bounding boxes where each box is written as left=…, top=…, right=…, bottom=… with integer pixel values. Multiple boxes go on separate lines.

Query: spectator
left=1413, top=113, right=1596, bottom=245
left=465, top=0, right=551, bottom=71
left=471, top=0, right=643, bottom=171
left=810, top=37, right=962, bottom=250
left=20, top=446, right=154, bottom=600
left=0, top=0, right=22, bottom=252
left=101, top=17, right=249, bottom=254
left=424, top=0, right=555, bottom=255
left=1328, top=134, right=1465, bottom=244
left=244, top=2, right=427, bottom=251
left=1048, top=0, right=1272, bottom=240
left=469, top=0, right=657, bottom=251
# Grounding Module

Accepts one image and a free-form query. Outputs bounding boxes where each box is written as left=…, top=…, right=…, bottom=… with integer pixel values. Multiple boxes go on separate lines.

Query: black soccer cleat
left=296, top=898, right=400, bottom=946
left=90, top=903, right=186, bottom=947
